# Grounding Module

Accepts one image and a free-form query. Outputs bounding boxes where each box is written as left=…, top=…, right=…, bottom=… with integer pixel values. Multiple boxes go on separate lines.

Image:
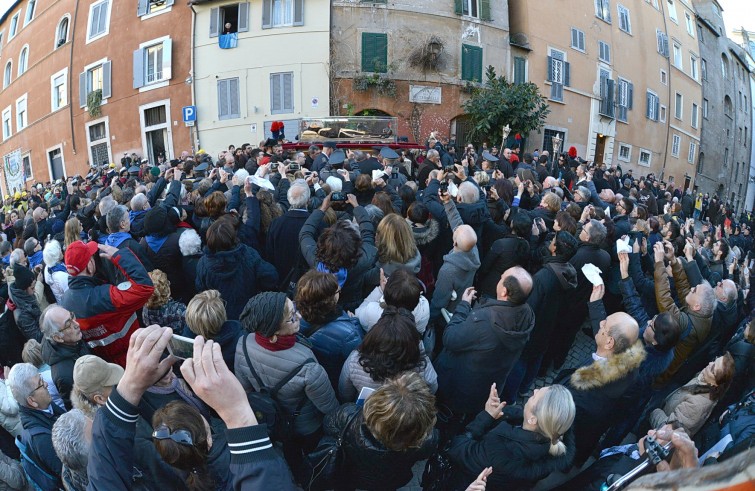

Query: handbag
left=303, top=408, right=359, bottom=491
left=421, top=444, right=455, bottom=491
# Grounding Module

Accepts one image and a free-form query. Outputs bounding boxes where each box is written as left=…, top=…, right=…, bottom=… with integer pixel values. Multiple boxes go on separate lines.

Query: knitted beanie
left=13, top=264, right=35, bottom=291
left=239, top=292, right=288, bottom=338
left=143, top=206, right=168, bottom=236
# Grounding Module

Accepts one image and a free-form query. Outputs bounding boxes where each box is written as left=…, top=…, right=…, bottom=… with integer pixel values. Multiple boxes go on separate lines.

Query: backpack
left=241, top=333, right=314, bottom=443
left=16, top=427, right=63, bottom=491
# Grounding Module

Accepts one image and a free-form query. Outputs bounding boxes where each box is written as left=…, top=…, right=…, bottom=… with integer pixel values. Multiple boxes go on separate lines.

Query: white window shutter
left=102, top=60, right=112, bottom=99
left=209, top=8, right=219, bottom=37
left=137, top=0, right=149, bottom=16
left=238, top=2, right=250, bottom=32
left=79, top=71, right=87, bottom=108
left=283, top=73, right=293, bottom=112
left=218, top=79, right=229, bottom=119
left=271, top=73, right=281, bottom=112
left=162, top=39, right=173, bottom=80
left=262, top=0, right=272, bottom=29
left=229, top=78, right=240, bottom=117
left=293, top=0, right=304, bottom=26
left=133, top=49, right=145, bottom=89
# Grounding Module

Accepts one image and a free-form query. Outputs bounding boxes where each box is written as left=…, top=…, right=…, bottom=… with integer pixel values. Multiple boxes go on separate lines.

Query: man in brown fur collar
left=558, top=283, right=647, bottom=466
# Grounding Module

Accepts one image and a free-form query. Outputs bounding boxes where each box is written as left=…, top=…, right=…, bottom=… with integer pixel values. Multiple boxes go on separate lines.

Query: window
left=137, top=0, right=175, bottom=17
left=712, top=2, right=720, bottom=17
left=656, top=29, right=669, bottom=57
left=703, top=98, right=708, bottom=119
left=617, top=78, right=633, bottom=122
left=595, top=0, right=611, bottom=22
left=724, top=95, right=733, bottom=117
left=15, top=95, right=27, bottom=132
left=2, top=107, right=11, bottom=140
left=691, top=102, right=698, bottom=128
left=78, top=61, right=112, bottom=108
left=721, top=54, right=729, bottom=79
left=660, top=69, right=668, bottom=85
left=461, top=44, right=483, bottom=82
left=739, top=91, right=743, bottom=108
left=701, top=58, right=707, bottom=80
left=690, top=55, right=698, bottom=80
left=671, top=134, right=681, bottom=157
left=618, top=143, right=632, bottom=162
left=87, top=121, right=111, bottom=168
left=672, top=42, right=682, bottom=69
left=660, top=104, right=667, bottom=122
left=51, top=69, right=67, bottom=111
left=3, top=61, right=11, bottom=88
left=24, top=0, right=36, bottom=26
left=261, top=0, right=303, bottom=29
left=22, top=154, right=31, bottom=181
left=724, top=148, right=728, bottom=167
left=56, top=16, right=70, bottom=47
left=547, top=49, right=570, bottom=102
left=542, top=129, right=566, bottom=155
left=270, top=72, right=293, bottom=114
left=217, top=77, right=240, bottom=120
left=667, top=0, right=677, bottom=22
left=9, top=13, right=19, bottom=40
left=745, top=127, right=748, bottom=145
left=646, top=90, right=660, bottom=121
left=599, top=69, right=615, bottom=118
left=684, top=12, right=694, bottom=36
left=698, top=24, right=704, bottom=43
left=17, top=47, right=28, bottom=76
left=697, top=152, right=704, bottom=173
left=675, top=92, right=683, bottom=120
left=362, top=33, right=388, bottom=73
left=599, top=41, right=611, bottom=63
left=0, top=32, right=3, bottom=58
left=513, top=56, right=527, bottom=85
left=745, top=96, right=748, bottom=113
left=688, top=142, right=696, bottom=164
left=617, top=4, right=631, bottom=33
left=133, top=38, right=173, bottom=88
left=454, top=0, right=489, bottom=19
left=571, top=28, right=585, bottom=52
left=87, top=0, right=111, bottom=42
left=639, top=148, right=652, bottom=167
left=210, top=3, right=251, bottom=36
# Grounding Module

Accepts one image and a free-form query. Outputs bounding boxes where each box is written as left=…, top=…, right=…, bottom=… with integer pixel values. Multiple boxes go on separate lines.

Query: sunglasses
left=152, top=425, right=194, bottom=446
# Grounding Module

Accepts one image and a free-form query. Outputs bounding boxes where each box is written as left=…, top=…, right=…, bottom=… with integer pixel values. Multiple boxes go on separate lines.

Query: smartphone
left=444, top=165, right=456, bottom=174
left=271, top=163, right=279, bottom=170
left=289, top=163, right=301, bottom=171
left=331, top=192, right=348, bottom=202
left=355, top=386, right=376, bottom=407
left=167, top=334, right=195, bottom=360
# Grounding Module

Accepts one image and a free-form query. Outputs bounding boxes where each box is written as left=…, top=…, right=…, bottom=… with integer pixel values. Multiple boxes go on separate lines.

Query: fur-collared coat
left=566, top=340, right=647, bottom=463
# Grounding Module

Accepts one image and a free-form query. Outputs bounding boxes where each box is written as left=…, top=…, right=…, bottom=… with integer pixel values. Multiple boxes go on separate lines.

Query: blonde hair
left=65, top=217, right=82, bottom=248
left=146, top=270, right=172, bottom=309
left=22, top=339, right=44, bottom=367
left=541, top=192, right=562, bottom=213
left=474, top=171, right=490, bottom=186
left=376, top=214, right=418, bottom=265
left=633, top=219, right=650, bottom=235
left=364, top=372, right=436, bottom=451
left=186, top=290, right=227, bottom=338
left=533, top=385, right=576, bottom=456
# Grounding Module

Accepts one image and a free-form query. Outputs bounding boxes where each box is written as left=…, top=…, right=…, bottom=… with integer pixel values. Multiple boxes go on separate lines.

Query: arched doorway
left=355, top=109, right=391, bottom=117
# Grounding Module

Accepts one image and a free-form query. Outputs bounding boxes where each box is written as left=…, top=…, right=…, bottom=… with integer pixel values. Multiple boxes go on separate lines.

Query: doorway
left=683, top=175, right=691, bottom=193
left=48, top=148, right=64, bottom=180
left=146, top=129, right=167, bottom=166
left=594, top=134, right=607, bottom=164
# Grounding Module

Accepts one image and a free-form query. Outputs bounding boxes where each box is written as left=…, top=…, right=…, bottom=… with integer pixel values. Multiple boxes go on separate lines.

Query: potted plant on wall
left=87, top=89, right=102, bottom=118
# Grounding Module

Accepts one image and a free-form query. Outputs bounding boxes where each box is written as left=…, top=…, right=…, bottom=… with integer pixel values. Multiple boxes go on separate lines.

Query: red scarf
left=255, top=333, right=296, bottom=351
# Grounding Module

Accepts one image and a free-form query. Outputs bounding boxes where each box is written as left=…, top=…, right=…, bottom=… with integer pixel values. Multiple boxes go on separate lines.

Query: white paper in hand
left=605, top=206, right=611, bottom=218
left=250, top=175, right=275, bottom=191
left=581, top=263, right=604, bottom=286
left=372, top=170, right=385, bottom=181
left=447, top=181, right=459, bottom=197
left=616, top=237, right=632, bottom=254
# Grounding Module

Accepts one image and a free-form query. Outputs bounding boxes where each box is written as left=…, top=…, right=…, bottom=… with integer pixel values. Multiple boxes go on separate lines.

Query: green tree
left=462, top=65, right=550, bottom=146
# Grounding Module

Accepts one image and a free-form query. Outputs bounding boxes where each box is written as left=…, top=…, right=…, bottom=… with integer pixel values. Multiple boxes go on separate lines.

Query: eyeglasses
left=30, top=378, right=47, bottom=395
left=647, top=315, right=657, bottom=334
left=59, top=312, right=78, bottom=333
left=152, top=425, right=194, bottom=446
left=286, top=304, right=299, bottom=324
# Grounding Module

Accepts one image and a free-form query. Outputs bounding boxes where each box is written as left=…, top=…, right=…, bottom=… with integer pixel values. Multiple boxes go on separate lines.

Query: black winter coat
left=476, top=235, right=530, bottom=299
left=18, top=404, right=65, bottom=480
left=447, top=407, right=575, bottom=491
left=436, top=298, right=535, bottom=415
left=41, top=339, right=91, bottom=409
left=323, top=404, right=438, bottom=490
left=141, top=231, right=193, bottom=304
left=266, top=209, right=310, bottom=287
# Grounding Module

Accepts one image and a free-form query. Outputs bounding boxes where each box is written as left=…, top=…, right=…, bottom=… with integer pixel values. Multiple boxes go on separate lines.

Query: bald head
left=496, top=266, right=533, bottom=305
left=603, top=312, right=639, bottom=355
left=599, top=188, right=615, bottom=203
left=453, top=224, right=477, bottom=253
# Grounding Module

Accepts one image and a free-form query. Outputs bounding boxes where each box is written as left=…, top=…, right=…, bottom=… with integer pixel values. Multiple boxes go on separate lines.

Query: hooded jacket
left=477, top=235, right=531, bottom=299
left=41, top=338, right=91, bottom=409
left=8, top=283, right=42, bottom=342
left=521, top=258, right=578, bottom=358
left=436, top=297, right=535, bottom=415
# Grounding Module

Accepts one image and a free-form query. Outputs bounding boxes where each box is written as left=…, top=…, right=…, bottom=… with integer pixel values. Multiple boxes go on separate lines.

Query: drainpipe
left=68, top=0, right=81, bottom=156
left=660, top=4, right=671, bottom=181
left=190, top=4, right=199, bottom=152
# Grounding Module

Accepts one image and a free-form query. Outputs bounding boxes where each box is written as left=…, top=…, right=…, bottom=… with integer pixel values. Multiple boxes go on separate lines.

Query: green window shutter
left=514, top=56, right=526, bottom=84
left=454, top=0, right=463, bottom=15
left=480, top=0, right=491, bottom=21
left=361, top=33, right=388, bottom=73
left=461, top=44, right=483, bottom=82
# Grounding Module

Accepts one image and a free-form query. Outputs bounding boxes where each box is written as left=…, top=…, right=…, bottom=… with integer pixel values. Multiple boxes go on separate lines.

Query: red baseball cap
left=65, top=241, right=99, bottom=276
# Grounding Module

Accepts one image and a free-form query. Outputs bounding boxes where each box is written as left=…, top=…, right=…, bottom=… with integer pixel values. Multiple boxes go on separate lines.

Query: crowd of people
left=0, top=134, right=752, bottom=491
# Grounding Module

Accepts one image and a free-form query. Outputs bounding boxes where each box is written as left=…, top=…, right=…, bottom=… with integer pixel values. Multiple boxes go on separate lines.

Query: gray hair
left=426, top=149, right=440, bottom=161
left=325, top=176, right=342, bottom=193
left=9, top=248, right=25, bottom=266
left=7, top=363, right=39, bottom=406
left=23, top=237, right=38, bottom=257
left=178, top=228, right=202, bottom=256
left=130, top=193, right=149, bottom=211
left=234, top=169, right=250, bottom=182
left=354, top=151, right=367, bottom=162
left=287, top=181, right=311, bottom=210
left=40, top=304, right=66, bottom=342
left=586, top=219, right=607, bottom=245
left=106, top=206, right=129, bottom=234
left=52, top=409, right=90, bottom=472
left=0, top=241, right=11, bottom=256
left=458, top=181, right=479, bottom=204
left=98, top=196, right=117, bottom=217
left=576, top=186, right=591, bottom=202
left=43, top=240, right=63, bottom=268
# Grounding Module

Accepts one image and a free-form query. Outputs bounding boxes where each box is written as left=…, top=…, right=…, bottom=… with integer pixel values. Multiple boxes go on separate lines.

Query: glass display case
left=296, top=116, right=398, bottom=144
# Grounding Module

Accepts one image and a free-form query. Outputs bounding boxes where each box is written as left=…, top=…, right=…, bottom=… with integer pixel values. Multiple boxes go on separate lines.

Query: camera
left=331, top=192, right=347, bottom=202
left=271, top=163, right=279, bottom=170
left=289, top=163, right=301, bottom=171
left=444, top=165, right=456, bottom=174
left=439, top=180, right=449, bottom=193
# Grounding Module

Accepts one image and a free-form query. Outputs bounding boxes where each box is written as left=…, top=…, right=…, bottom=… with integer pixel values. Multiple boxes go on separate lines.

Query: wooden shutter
left=654, top=96, right=660, bottom=121
left=282, top=73, right=293, bottom=112
left=238, top=2, right=250, bottom=32
left=262, top=0, right=272, bottom=29
left=229, top=78, right=240, bottom=118
left=209, top=8, right=219, bottom=37
left=471, top=46, right=482, bottom=82
left=133, top=49, right=144, bottom=89
left=514, top=57, right=526, bottom=84
left=480, top=0, right=491, bottom=21
left=271, top=73, right=281, bottom=113
left=462, top=44, right=482, bottom=82
left=165, top=0, right=174, bottom=6
left=563, top=61, right=570, bottom=86
left=454, top=0, right=463, bottom=15
left=547, top=56, right=553, bottom=82
left=627, top=82, right=633, bottom=109
left=606, top=78, right=615, bottom=117
left=293, top=0, right=304, bottom=26
left=646, top=92, right=652, bottom=119
left=162, top=39, right=172, bottom=80
left=137, top=0, right=149, bottom=17
left=102, top=61, right=112, bottom=99
left=79, top=71, right=87, bottom=108
left=362, top=33, right=387, bottom=73
left=218, top=79, right=229, bottom=119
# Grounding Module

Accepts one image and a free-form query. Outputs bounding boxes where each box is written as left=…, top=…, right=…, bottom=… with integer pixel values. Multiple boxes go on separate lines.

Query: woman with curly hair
left=254, top=188, right=283, bottom=244
left=338, top=306, right=437, bottom=401
left=367, top=214, right=421, bottom=286
left=64, top=217, right=82, bottom=248
left=142, top=269, right=187, bottom=334
left=296, top=270, right=362, bottom=388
